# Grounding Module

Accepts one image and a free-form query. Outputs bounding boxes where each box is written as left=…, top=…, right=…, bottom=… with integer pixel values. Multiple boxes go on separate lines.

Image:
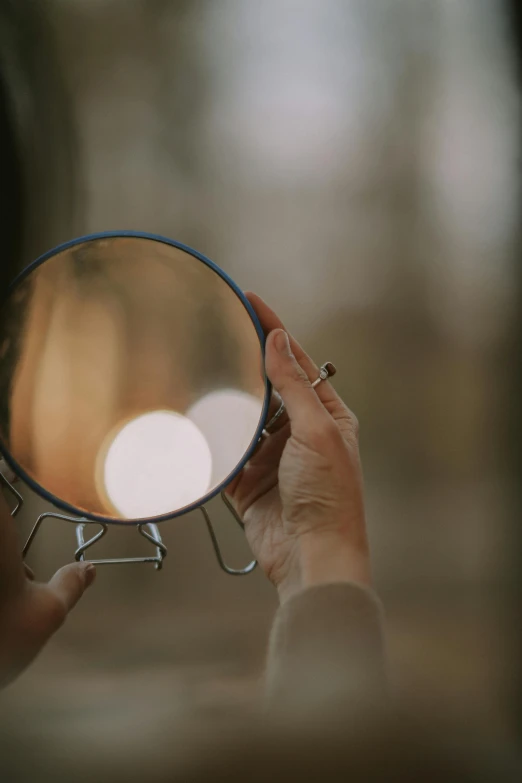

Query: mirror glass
left=0, top=235, right=268, bottom=522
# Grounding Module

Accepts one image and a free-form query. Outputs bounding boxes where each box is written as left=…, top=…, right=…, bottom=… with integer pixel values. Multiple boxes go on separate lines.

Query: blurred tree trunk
left=505, top=0, right=522, bottom=738
left=0, top=0, right=79, bottom=268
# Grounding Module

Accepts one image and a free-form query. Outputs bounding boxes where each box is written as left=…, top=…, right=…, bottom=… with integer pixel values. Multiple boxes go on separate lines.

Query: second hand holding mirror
left=0, top=232, right=272, bottom=575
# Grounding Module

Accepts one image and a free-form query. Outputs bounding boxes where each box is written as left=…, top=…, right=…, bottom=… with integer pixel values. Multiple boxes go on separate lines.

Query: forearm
left=265, top=581, right=388, bottom=714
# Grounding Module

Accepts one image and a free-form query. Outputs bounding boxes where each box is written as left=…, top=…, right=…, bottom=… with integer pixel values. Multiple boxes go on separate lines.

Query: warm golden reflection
left=0, top=236, right=266, bottom=520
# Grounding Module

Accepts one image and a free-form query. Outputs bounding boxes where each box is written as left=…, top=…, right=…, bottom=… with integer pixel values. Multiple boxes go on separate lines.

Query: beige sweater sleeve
left=265, top=583, right=388, bottom=714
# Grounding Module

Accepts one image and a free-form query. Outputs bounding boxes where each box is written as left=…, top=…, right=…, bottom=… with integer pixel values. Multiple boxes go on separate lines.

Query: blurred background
left=0, top=0, right=521, bottom=761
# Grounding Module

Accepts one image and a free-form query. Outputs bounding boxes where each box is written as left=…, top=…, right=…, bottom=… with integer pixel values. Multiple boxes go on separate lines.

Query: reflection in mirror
left=100, top=410, right=213, bottom=518
left=0, top=235, right=267, bottom=522
left=187, top=389, right=263, bottom=486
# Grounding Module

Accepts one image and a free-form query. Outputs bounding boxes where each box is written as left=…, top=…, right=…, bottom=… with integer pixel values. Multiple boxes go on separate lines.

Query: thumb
left=265, top=329, right=329, bottom=434
left=47, top=561, right=96, bottom=616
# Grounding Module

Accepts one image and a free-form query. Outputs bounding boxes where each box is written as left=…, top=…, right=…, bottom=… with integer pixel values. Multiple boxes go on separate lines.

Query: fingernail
left=83, top=563, right=96, bottom=587
left=274, top=329, right=291, bottom=356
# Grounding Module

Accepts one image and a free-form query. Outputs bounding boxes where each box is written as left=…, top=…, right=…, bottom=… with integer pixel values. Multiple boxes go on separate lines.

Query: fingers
left=47, top=561, right=96, bottom=618
left=246, top=292, right=343, bottom=409
left=265, top=329, right=331, bottom=435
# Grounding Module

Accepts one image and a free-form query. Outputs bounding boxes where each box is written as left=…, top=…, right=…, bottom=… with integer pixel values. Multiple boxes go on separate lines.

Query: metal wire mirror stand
left=0, top=471, right=257, bottom=577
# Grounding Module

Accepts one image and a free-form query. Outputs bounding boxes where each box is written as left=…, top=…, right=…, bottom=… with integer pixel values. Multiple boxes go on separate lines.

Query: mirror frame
left=0, top=231, right=271, bottom=524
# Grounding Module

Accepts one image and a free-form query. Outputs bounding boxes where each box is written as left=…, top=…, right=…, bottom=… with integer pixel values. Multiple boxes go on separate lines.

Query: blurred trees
left=2, top=0, right=519, bottom=736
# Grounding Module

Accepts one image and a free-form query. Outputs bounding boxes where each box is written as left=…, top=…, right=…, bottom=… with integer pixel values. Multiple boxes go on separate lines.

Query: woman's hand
left=0, top=467, right=96, bottom=688
left=227, top=294, right=371, bottom=604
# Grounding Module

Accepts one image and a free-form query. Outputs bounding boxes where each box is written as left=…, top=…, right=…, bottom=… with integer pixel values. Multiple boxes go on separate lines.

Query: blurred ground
left=1, top=0, right=520, bottom=753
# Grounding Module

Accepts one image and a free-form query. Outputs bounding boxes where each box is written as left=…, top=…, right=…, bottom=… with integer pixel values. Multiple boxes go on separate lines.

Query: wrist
left=277, top=528, right=372, bottom=605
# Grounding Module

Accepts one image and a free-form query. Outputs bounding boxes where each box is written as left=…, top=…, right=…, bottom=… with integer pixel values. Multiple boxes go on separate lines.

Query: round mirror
left=0, top=233, right=269, bottom=523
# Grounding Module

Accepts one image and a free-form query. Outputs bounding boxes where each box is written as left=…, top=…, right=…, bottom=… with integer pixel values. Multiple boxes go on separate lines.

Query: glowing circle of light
left=103, top=410, right=212, bottom=519
left=187, top=389, right=262, bottom=485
